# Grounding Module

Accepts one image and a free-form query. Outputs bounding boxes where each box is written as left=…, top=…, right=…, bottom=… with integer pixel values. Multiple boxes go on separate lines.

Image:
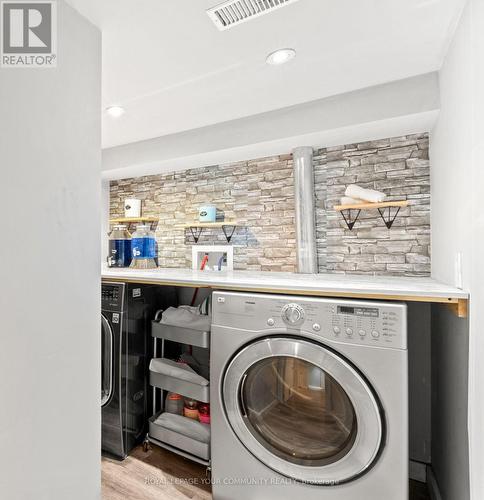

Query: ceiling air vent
left=207, top=0, right=300, bottom=31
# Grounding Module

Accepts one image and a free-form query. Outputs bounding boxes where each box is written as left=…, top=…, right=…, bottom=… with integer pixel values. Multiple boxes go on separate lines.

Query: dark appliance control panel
left=101, top=282, right=125, bottom=312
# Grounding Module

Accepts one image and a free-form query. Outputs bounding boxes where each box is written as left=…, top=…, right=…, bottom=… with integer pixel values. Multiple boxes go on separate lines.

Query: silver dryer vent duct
left=293, top=147, right=318, bottom=274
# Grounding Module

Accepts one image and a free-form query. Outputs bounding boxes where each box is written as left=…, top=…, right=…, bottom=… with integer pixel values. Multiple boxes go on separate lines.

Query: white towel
left=340, top=196, right=364, bottom=205
left=149, top=358, right=209, bottom=386
left=154, top=413, right=210, bottom=443
left=160, top=306, right=211, bottom=332
left=345, top=184, right=386, bottom=203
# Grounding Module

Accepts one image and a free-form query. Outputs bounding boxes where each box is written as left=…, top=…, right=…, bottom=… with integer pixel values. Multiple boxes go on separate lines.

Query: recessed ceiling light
left=105, top=105, right=125, bottom=118
left=266, top=48, right=296, bottom=66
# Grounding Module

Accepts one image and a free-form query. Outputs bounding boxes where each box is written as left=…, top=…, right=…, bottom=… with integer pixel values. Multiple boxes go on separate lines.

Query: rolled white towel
left=341, top=196, right=364, bottom=205
left=345, top=184, right=386, bottom=203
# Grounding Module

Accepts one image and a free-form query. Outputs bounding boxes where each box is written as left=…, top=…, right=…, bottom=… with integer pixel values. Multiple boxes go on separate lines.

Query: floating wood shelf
left=180, top=221, right=238, bottom=229
left=334, top=201, right=409, bottom=230
left=110, top=217, right=159, bottom=230
left=110, top=217, right=159, bottom=223
left=181, top=221, right=239, bottom=243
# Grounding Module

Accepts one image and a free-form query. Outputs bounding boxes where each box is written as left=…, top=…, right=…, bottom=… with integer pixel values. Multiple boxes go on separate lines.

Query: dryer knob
left=281, top=304, right=305, bottom=325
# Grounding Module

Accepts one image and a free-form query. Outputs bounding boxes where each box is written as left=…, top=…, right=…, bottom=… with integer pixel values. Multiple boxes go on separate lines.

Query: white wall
left=102, top=179, right=110, bottom=262
left=431, top=0, right=484, bottom=498
left=102, top=72, right=439, bottom=179
left=0, top=2, right=101, bottom=500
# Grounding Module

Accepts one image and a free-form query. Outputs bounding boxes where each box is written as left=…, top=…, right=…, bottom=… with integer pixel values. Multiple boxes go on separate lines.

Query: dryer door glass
left=223, top=337, right=383, bottom=484
left=240, top=356, right=357, bottom=466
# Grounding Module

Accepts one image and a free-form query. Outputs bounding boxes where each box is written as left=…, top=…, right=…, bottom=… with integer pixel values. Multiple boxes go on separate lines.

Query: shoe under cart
left=144, top=314, right=211, bottom=476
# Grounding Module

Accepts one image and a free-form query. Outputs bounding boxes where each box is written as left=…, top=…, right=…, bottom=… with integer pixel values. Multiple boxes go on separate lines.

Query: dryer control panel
left=212, top=291, right=407, bottom=350
left=101, top=282, right=125, bottom=312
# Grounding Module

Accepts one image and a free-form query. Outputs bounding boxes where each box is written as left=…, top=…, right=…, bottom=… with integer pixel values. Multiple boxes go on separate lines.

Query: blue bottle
left=130, top=225, right=157, bottom=269
left=107, top=225, right=132, bottom=267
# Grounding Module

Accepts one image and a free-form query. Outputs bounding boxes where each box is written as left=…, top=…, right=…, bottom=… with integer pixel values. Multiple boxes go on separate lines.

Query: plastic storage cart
left=145, top=310, right=211, bottom=473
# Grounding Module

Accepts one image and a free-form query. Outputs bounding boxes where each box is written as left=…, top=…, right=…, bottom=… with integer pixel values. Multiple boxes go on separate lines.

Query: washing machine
left=211, top=291, right=408, bottom=500
left=101, top=282, right=177, bottom=459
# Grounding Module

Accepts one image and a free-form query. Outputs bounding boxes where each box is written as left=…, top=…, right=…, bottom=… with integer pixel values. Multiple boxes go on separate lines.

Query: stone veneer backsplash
left=110, top=155, right=297, bottom=272
left=109, top=133, right=430, bottom=276
left=317, top=133, right=430, bottom=275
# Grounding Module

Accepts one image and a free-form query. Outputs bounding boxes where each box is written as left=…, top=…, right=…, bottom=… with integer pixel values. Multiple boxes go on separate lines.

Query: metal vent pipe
left=293, top=147, right=318, bottom=274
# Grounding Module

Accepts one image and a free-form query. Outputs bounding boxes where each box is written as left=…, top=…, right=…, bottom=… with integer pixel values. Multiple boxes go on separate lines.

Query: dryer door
left=101, top=314, right=114, bottom=407
left=222, top=336, right=384, bottom=485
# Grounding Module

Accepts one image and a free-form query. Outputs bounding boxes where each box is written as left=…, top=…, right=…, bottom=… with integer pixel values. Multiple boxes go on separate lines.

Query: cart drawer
left=152, top=321, right=210, bottom=348
left=149, top=413, right=210, bottom=461
left=150, top=370, right=210, bottom=403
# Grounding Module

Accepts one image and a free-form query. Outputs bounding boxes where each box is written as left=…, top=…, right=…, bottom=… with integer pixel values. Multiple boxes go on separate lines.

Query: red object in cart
left=198, top=403, right=210, bottom=424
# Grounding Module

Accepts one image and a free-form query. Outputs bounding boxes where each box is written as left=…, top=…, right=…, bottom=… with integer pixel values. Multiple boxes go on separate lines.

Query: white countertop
left=101, top=267, right=468, bottom=303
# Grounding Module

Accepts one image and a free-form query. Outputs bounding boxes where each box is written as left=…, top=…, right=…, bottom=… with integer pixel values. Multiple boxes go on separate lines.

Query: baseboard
left=410, top=460, right=427, bottom=482
left=427, top=466, right=443, bottom=500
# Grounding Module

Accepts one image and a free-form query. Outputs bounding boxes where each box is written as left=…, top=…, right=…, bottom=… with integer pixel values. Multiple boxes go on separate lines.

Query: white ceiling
left=67, top=0, right=465, bottom=149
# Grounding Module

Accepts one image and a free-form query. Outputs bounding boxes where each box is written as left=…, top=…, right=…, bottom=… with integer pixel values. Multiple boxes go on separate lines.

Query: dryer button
left=312, top=323, right=321, bottom=332
left=371, top=330, right=380, bottom=338
left=267, top=318, right=275, bottom=326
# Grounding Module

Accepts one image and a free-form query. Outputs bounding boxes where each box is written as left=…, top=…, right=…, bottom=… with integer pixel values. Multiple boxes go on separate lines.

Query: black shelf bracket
left=221, top=225, right=236, bottom=243
left=340, top=209, right=361, bottom=231
left=186, top=224, right=237, bottom=244
left=188, top=227, right=204, bottom=243
left=378, top=206, right=401, bottom=229
left=337, top=201, right=407, bottom=230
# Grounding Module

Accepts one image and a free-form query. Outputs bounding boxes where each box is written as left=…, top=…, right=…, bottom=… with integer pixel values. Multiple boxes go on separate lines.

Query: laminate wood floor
left=102, top=445, right=430, bottom=500
left=102, top=445, right=211, bottom=500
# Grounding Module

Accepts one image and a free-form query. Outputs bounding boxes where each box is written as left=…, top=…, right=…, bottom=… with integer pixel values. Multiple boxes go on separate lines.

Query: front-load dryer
left=210, top=291, right=408, bottom=500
